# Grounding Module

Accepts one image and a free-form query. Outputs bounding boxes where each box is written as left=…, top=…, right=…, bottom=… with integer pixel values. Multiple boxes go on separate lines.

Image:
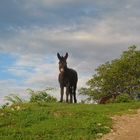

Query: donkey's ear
left=57, top=53, right=61, bottom=60
left=64, top=52, right=68, bottom=60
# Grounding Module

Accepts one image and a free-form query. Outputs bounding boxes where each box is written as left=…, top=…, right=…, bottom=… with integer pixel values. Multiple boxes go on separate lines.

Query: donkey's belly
left=60, top=81, right=69, bottom=87
left=58, top=72, right=77, bottom=87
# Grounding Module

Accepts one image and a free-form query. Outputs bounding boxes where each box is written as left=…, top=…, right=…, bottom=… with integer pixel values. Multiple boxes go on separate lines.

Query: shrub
left=4, top=94, right=25, bottom=104
left=114, top=93, right=133, bottom=103
left=27, top=89, right=57, bottom=103
left=1, top=102, right=9, bottom=109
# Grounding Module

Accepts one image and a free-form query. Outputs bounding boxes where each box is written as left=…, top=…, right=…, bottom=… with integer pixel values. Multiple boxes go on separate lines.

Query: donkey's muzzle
left=60, top=68, right=64, bottom=72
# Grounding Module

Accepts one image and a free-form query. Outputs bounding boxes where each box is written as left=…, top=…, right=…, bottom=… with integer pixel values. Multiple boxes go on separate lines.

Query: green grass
left=0, top=101, right=140, bottom=140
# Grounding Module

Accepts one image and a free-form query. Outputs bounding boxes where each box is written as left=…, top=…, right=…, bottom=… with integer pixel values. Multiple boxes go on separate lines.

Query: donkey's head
left=57, top=53, right=68, bottom=73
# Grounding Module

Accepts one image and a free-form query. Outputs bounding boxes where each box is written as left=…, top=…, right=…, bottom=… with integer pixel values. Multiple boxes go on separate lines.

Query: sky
left=0, top=0, right=140, bottom=104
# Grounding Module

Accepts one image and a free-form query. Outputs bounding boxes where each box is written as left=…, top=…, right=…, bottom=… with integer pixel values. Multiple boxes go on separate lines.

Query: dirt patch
left=99, top=109, right=140, bottom=140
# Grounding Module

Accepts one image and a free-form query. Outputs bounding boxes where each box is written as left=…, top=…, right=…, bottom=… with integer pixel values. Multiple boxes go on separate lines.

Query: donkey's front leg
left=60, top=86, right=64, bottom=102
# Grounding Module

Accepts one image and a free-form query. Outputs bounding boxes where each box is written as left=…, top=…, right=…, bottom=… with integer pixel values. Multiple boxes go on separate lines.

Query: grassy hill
left=0, top=102, right=140, bottom=140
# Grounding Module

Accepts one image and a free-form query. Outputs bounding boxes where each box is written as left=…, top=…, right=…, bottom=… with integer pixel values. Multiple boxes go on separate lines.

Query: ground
left=99, top=109, right=140, bottom=140
left=1, top=102, right=140, bottom=140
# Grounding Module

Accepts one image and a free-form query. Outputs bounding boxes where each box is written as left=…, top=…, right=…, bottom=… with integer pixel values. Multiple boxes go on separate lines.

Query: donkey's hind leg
left=73, top=85, right=77, bottom=103
left=66, top=86, right=69, bottom=103
left=69, top=86, right=73, bottom=103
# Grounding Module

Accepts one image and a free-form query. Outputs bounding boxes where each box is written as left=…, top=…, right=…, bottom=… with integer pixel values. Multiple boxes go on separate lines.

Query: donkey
left=57, top=53, right=78, bottom=103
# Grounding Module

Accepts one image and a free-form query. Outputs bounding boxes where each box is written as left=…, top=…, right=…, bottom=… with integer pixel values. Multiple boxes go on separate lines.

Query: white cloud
left=1, top=15, right=140, bottom=91
left=0, top=80, right=28, bottom=100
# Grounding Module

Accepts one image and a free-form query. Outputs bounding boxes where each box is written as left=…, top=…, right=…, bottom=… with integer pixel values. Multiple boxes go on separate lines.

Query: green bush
left=4, top=94, right=25, bottom=104
left=27, top=89, right=57, bottom=103
left=114, top=93, right=133, bottom=103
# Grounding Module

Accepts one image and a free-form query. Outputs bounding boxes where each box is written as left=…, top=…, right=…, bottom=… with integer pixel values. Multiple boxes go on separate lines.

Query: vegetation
left=0, top=102, right=140, bottom=140
left=3, top=89, right=57, bottom=107
left=114, top=93, right=133, bottom=103
left=79, top=46, right=140, bottom=103
left=4, top=94, right=25, bottom=104
left=27, top=88, right=57, bottom=103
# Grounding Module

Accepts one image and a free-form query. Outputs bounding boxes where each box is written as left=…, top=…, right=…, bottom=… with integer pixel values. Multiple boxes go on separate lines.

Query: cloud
left=1, top=14, right=140, bottom=83
left=0, top=79, right=28, bottom=99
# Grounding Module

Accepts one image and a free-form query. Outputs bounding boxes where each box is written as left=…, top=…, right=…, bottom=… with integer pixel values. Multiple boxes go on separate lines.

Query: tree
left=79, top=45, right=140, bottom=103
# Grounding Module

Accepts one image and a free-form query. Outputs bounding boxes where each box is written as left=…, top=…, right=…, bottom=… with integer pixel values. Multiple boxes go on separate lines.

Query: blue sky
left=0, top=0, right=140, bottom=104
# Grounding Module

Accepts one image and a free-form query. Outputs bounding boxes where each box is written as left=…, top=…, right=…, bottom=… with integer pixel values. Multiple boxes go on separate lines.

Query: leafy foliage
left=4, top=94, right=25, bottom=104
left=27, top=88, right=57, bottom=103
left=114, top=93, right=133, bottom=103
left=79, top=46, right=140, bottom=102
